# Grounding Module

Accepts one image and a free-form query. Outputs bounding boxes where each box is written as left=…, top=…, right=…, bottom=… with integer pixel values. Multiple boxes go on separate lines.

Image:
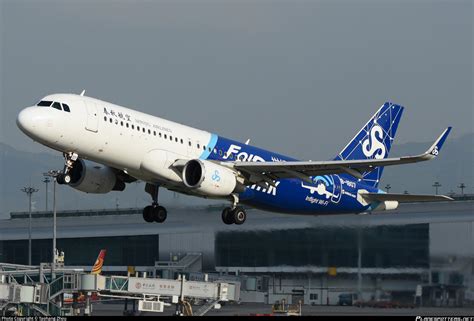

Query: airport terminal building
left=1, top=201, right=473, bottom=306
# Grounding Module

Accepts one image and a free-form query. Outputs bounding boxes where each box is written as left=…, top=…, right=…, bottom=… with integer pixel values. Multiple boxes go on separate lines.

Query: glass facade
left=215, top=224, right=429, bottom=268
left=0, top=235, right=159, bottom=266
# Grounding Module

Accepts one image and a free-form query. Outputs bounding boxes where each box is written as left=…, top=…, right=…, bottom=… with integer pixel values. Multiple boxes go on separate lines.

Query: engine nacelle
left=69, top=159, right=125, bottom=194
left=372, top=200, right=399, bottom=211
left=182, top=159, right=238, bottom=196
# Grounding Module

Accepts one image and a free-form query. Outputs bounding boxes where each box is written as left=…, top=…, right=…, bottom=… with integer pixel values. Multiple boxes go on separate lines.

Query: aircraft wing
left=233, top=127, right=451, bottom=185
left=360, top=192, right=453, bottom=203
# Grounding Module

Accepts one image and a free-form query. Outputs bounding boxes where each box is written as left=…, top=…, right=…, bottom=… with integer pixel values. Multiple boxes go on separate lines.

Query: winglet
left=424, top=127, right=452, bottom=158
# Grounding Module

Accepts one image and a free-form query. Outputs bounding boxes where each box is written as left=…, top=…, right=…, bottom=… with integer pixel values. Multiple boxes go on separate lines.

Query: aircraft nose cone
left=16, top=107, right=36, bottom=134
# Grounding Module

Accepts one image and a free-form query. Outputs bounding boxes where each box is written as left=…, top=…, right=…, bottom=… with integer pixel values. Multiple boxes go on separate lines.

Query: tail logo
left=91, top=257, right=103, bottom=274
left=362, top=125, right=386, bottom=159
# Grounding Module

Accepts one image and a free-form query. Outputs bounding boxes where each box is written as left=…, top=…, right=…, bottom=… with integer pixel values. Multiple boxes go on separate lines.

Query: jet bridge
left=0, top=262, right=240, bottom=316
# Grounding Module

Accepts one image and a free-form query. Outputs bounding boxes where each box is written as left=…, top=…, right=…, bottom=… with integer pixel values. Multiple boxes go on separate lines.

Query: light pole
left=21, top=186, right=39, bottom=265
left=458, top=183, right=466, bottom=196
left=385, top=184, right=391, bottom=193
left=42, top=176, right=51, bottom=211
left=44, top=170, right=60, bottom=272
left=432, top=182, right=441, bottom=195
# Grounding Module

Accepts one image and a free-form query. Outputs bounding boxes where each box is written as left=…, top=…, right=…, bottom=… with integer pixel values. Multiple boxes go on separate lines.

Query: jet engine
left=182, top=159, right=238, bottom=196
left=372, top=200, right=399, bottom=211
left=68, top=159, right=125, bottom=194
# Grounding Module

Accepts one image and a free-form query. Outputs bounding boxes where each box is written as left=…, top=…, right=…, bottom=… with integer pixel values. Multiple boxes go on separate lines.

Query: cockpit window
left=37, top=100, right=53, bottom=107
left=36, top=100, right=72, bottom=113
left=52, top=102, right=62, bottom=110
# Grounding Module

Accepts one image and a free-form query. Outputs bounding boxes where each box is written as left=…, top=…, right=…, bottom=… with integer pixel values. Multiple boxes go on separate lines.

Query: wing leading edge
left=232, top=127, right=452, bottom=185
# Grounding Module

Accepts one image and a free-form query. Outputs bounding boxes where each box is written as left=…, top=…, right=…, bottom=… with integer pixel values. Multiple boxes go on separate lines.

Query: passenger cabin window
left=62, top=104, right=71, bottom=112
left=37, top=101, right=53, bottom=107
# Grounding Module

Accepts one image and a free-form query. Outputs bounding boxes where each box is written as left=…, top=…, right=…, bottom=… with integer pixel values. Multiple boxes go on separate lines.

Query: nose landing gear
left=143, top=183, right=168, bottom=223
left=56, top=152, right=79, bottom=185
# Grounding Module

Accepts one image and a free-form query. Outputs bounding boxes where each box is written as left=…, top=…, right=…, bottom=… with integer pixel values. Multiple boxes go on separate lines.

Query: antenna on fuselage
left=80, top=89, right=86, bottom=96
left=245, top=139, right=251, bottom=145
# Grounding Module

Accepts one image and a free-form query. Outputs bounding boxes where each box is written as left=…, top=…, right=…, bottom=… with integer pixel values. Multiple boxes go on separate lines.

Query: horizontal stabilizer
left=361, top=192, right=453, bottom=203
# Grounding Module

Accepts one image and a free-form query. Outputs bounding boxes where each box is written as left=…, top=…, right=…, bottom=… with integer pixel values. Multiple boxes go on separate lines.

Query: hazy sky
left=1, top=0, right=472, bottom=161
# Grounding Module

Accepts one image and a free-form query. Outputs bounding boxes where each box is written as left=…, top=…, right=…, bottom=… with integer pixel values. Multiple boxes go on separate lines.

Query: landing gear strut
left=57, top=152, right=79, bottom=185
left=143, top=183, right=167, bottom=223
left=221, top=194, right=246, bottom=225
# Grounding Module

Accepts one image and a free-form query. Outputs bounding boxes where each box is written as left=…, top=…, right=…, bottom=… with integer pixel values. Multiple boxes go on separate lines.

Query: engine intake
left=182, top=159, right=238, bottom=196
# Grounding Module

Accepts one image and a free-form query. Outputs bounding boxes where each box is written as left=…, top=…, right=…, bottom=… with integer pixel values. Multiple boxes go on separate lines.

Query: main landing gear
left=56, top=152, right=78, bottom=185
left=221, top=194, right=247, bottom=225
left=143, top=183, right=167, bottom=223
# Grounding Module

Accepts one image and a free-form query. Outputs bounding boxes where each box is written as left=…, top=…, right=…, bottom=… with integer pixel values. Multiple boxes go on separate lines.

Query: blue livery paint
left=430, top=126, right=452, bottom=156
left=199, top=133, right=218, bottom=159
left=334, top=102, right=403, bottom=188
left=199, top=102, right=436, bottom=215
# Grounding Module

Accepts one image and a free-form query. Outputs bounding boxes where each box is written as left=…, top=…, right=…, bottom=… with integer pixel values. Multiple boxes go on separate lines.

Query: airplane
left=16, top=93, right=453, bottom=225
left=91, top=249, right=107, bottom=275
left=64, top=249, right=106, bottom=304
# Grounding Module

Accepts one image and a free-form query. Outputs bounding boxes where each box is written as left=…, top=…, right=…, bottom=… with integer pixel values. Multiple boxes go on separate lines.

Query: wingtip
left=425, top=126, right=452, bottom=157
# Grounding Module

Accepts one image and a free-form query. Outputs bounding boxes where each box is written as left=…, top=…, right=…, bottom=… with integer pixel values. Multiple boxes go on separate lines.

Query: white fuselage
left=17, top=93, right=217, bottom=189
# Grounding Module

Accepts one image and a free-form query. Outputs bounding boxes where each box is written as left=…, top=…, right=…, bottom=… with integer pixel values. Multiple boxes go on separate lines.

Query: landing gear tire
left=153, top=206, right=167, bottom=223
left=143, top=183, right=167, bottom=223
left=221, top=207, right=234, bottom=225
left=56, top=173, right=71, bottom=185
left=232, top=207, right=247, bottom=225
left=142, top=206, right=154, bottom=223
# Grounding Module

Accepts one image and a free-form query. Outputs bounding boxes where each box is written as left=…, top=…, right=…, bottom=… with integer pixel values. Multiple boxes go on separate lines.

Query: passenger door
left=84, top=102, right=99, bottom=133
